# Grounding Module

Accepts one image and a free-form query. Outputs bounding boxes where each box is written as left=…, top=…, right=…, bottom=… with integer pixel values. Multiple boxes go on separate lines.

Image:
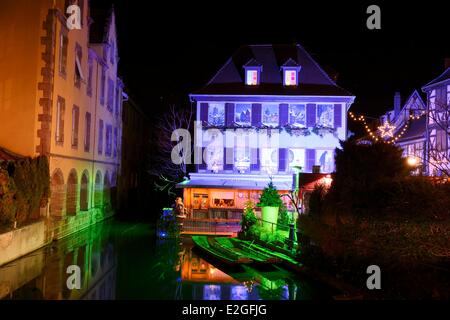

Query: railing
left=181, top=218, right=241, bottom=235
left=252, top=218, right=296, bottom=249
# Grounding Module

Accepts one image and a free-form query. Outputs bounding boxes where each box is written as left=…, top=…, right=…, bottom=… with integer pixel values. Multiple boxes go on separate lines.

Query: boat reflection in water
left=0, top=221, right=333, bottom=300
left=179, top=241, right=333, bottom=300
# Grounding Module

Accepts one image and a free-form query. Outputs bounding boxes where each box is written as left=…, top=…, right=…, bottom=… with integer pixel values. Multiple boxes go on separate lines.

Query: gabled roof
left=282, top=58, right=300, bottom=68
left=396, top=115, right=427, bottom=143
left=422, top=67, right=450, bottom=91
left=192, top=44, right=353, bottom=97
left=243, top=58, right=262, bottom=68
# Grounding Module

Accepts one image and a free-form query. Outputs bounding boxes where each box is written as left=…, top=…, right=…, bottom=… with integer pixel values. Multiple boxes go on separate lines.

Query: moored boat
left=191, top=236, right=253, bottom=265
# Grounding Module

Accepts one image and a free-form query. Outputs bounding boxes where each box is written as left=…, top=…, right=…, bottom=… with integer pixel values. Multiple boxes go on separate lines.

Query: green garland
left=203, top=124, right=337, bottom=138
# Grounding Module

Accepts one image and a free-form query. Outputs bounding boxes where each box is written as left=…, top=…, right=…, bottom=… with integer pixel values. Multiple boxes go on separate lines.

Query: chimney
left=394, top=92, right=401, bottom=117
left=445, top=58, right=450, bottom=70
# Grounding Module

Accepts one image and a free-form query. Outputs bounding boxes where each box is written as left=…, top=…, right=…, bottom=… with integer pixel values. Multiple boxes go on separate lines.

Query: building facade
left=179, top=44, right=355, bottom=220
left=422, top=64, right=450, bottom=177
left=379, top=91, right=427, bottom=174
left=118, top=94, right=152, bottom=216
left=380, top=62, right=450, bottom=177
left=0, top=0, right=123, bottom=240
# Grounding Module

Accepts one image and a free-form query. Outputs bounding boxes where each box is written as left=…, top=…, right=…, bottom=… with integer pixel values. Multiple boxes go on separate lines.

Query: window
left=55, top=97, right=65, bottom=144
left=284, top=70, right=297, bottom=86
left=110, top=42, right=115, bottom=64
left=262, top=104, right=279, bottom=127
left=206, top=145, right=223, bottom=172
left=107, top=78, right=114, bottom=112
left=288, top=149, right=305, bottom=172
left=87, top=57, right=93, bottom=96
left=100, top=67, right=106, bottom=106
left=317, top=104, right=334, bottom=127
left=235, top=103, right=251, bottom=126
left=84, top=112, right=91, bottom=152
left=71, top=106, right=79, bottom=148
left=245, top=70, right=258, bottom=86
left=289, top=104, right=306, bottom=127
left=317, top=149, right=334, bottom=173
left=113, top=127, right=118, bottom=158
left=74, top=44, right=83, bottom=88
left=98, top=119, right=104, bottom=154
left=59, top=33, right=68, bottom=76
left=207, top=103, right=225, bottom=126
left=447, top=85, right=450, bottom=106
left=115, top=86, right=121, bottom=117
left=436, top=129, right=448, bottom=151
left=235, top=135, right=250, bottom=173
left=105, top=124, right=112, bottom=156
left=260, top=148, right=278, bottom=174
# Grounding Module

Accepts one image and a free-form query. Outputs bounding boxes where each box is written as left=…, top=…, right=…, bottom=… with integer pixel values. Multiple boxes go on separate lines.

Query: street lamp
left=407, top=156, right=418, bottom=167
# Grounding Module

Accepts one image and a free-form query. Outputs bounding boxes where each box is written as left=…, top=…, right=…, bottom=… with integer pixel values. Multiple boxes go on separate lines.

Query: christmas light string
left=348, top=110, right=426, bottom=144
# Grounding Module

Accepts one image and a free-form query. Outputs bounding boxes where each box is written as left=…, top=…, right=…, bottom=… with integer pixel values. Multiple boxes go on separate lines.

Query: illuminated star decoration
left=378, top=121, right=396, bottom=139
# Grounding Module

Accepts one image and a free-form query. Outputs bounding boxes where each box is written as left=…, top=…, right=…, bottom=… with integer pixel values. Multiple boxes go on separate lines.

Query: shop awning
left=176, top=173, right=294, bottom=191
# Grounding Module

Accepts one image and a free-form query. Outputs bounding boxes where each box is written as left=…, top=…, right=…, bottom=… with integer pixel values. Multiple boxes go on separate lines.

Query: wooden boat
left=191, top=236, right=253, bottom=265
left=229, top=238, right=299, bottom=267
left=214, top=237, right=281, bottom=265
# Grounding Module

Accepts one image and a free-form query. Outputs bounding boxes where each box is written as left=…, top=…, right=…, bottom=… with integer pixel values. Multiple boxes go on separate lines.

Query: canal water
left=0, top=220, right=336, bottom=300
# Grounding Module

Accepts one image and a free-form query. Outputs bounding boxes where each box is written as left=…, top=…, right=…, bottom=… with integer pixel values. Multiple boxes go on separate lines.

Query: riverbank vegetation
left=297, top=140, right=450, bottom=299
left=0, top=156, right=49, bottom=230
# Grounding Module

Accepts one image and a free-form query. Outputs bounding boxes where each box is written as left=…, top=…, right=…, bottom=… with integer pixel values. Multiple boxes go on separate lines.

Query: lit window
left=207, top=103, right=225, bottom=126
left=246, top=70, right=258, bottom=86
left=289, top=104, right=306, bottom=127
left=285, top=70, right=297, bottom=86
left=317, top=104, right=334, bottom=127
left=260, top=148, right=278, bottom=174
left=206, top=146, right=224, bottom=172
left=262, top=104, right=279, bottom=127
left=288, top=149, right=305, bottom=172
left=317, top=149, right=334, bottom=173
left=235, top=103, right=252, bottom=126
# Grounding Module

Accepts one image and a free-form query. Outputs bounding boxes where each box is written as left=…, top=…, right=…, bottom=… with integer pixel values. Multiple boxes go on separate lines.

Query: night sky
left=100, top=1, right=450, bottom=129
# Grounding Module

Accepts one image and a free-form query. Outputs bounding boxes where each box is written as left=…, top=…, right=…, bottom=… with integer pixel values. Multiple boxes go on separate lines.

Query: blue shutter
left=334, top=104, right=342, bottom=128
left=306, top=149, right=316, bottom=172
left=198, top=147, right=206, bottom=170
left=250, top=148, right=260, bottom=171
left=306, top=104, right=316, bottom=127
left=251, top=103, right=262, bottom=126
left=200, top=103, right=209, bottom=126
left=279, top=103, right=289, bottom=126
left=278, top=148, right=287, bottom=172
left=225, top=103, right=235, bottom=126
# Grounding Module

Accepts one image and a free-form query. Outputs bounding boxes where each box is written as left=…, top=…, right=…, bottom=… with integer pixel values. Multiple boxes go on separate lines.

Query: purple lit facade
left=178, top=44, right=355, bottom=220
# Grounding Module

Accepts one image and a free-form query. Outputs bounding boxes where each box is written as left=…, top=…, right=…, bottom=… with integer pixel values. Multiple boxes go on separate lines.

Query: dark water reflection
left=0, top=220, right=335, bottom=300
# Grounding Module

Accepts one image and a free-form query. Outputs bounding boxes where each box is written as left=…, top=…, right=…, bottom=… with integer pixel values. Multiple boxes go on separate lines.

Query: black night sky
left=99, top=1, right=450, bottom=130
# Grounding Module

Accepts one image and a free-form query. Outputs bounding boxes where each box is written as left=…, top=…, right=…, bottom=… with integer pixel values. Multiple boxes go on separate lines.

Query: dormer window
left=246, top=69, right=259, bottom=86
left=281, top=58, right=301, bottom=87
left=284, top=70, right=297, bottom=86
left=243, top=58, right=262, bottom=86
